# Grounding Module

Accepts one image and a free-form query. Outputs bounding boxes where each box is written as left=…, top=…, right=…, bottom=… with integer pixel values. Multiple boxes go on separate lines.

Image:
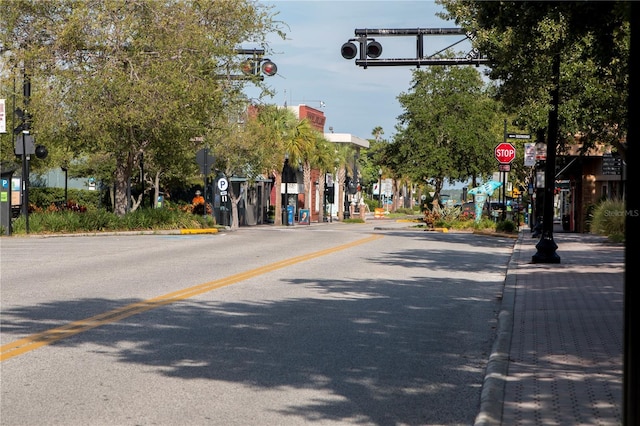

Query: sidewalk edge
left=474, top=231, right=522, bottom=426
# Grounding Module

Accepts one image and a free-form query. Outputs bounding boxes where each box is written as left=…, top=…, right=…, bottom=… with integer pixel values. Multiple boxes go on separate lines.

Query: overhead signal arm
left=341, top=28, right=489, bottom=68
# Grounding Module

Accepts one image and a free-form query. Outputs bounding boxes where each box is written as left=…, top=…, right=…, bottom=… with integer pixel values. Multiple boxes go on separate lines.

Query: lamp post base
left=532, top=231, right=561, bottom=263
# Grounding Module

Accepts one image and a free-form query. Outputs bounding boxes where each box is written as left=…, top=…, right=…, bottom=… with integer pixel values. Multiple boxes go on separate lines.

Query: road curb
left=474, top=231, right=521, bottom=426
left=179, top=228, right=219, bottom=235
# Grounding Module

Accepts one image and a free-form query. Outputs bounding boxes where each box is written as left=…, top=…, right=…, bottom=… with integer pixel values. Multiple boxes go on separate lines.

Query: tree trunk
left=336, top=167, right=345, bottom=220
left=227, top=181, right=242, bottom=231
left=114, top=163, right=129, bottom=216
left=317, top=171, right=325, bottom=223
left=273, top=171, right=282, bottom=226
left=153, top=172, right=161, bottom=208
left=303, top=161, right=311, bottom=209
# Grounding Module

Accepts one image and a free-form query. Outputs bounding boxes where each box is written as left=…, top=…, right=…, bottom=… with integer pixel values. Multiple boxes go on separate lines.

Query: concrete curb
left=179, top=228, right=219, bottom=235
left=474, top=231, right=522, bottom=426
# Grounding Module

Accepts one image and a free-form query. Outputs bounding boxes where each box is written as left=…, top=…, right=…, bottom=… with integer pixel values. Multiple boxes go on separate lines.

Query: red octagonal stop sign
left=495, top=142, right=516, bottom=164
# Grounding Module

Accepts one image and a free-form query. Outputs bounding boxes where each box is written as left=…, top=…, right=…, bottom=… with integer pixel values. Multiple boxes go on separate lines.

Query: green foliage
left=589, top=199, right=625, bottom=242
left=496, top=219, right=517, bottom=233
left=1, top=0, right=286, bottom=216
left=11, top=207, right=218, bottom=235
left=392, top=61, right=502, bottom=199
left=438, top=1, right=630, bottom=156
left=28, top=187, right=102, bottom=211
left=364, top=198, right=378, bottom=213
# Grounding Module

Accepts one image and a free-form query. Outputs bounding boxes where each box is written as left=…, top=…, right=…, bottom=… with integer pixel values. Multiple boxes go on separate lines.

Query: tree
left=331, top=143, right=356, bottom=221
left=248, top=104, right=310, bottom=226
left=309, top=135, right=335, bottom=223
left=392, top=61, right=501, bottom=204
left=285, top=118, right=317, bottom=211
left=0, top=0, right=285, bottom=215
left=437, top=0, right=630, bottom=158
left=208, top=104, right=277, bottom=231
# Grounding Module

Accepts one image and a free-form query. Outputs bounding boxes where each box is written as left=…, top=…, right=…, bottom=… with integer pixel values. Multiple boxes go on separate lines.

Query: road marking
left=0, top=234, right=383, bottom=362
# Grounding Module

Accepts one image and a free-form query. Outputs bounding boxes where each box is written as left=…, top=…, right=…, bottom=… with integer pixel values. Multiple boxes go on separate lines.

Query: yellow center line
left=1, top=234, right=383, bottom=362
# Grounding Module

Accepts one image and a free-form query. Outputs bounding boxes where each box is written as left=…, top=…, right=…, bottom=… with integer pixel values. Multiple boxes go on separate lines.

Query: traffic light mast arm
left=343, top=27, right=488, bottom=68
left=355, top=57, right=488, bottom=67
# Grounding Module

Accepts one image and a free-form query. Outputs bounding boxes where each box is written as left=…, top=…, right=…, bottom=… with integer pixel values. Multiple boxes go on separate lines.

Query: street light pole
left=532, top=52, right=561, bottom=263
left=378, top=168, right=382, bottom=208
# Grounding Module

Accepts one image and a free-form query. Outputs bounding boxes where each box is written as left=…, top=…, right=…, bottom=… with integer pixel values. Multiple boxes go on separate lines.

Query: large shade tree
left=0, top=0, right=285, bottom=215
left=437, top=0, right=630, bottom=157
left=392, top=61, right=502, bottom=204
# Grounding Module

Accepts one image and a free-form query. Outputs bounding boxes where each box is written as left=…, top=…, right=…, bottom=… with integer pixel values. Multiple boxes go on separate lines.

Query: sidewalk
left=476, top=229, right=625, bottom=426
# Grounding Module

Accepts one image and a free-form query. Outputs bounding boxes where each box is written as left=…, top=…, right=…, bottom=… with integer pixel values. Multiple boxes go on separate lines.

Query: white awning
left=323, top=133, right=369, bottom=148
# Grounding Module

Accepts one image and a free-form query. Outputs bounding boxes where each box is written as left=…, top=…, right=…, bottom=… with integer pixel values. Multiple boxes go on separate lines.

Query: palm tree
left=308, top=134, right=334, bottom=222
left=332, top=143, right=356, bottom=221
left=253, top=105, right=294, bottom=226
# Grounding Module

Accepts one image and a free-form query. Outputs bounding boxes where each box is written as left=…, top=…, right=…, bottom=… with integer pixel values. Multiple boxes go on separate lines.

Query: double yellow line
left=1, top=234, right=382, bottom=362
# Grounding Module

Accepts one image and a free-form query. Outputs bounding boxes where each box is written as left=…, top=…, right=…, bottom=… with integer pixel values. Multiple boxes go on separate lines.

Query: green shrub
left=364, top=198, right=378, bottom=212
left=10, top=206, right=218, bottom=234
left=29, top=187, right=102, bottom=211
left=472, top=218, right=497, bottom=231
left=590, top=198, right=625, bottom=242
left=496, top=220, right=517, bottom=233
left=395, top=207, right=415, bottom=215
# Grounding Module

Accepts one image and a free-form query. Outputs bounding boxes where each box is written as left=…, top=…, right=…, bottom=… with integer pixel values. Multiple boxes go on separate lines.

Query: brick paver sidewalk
left=499, top=231, right=624, bottom=426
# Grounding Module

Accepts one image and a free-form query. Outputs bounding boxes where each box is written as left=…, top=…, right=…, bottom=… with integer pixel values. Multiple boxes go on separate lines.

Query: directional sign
left=506, top=133, right=531, bottom=139
left=495, top=142, right=516, bottom=164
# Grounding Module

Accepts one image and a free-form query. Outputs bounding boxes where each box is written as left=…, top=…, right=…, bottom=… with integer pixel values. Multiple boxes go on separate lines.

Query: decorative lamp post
left=378, top=168, right=383, bottom=208
left=282, top=156, right=296, bottom=226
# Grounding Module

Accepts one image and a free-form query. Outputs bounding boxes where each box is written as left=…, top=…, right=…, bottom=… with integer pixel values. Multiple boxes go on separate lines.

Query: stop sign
left=495, top=142, right=516, bottom=164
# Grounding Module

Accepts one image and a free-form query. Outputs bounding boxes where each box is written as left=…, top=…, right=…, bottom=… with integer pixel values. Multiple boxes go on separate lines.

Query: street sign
left=196, top=148, right=215, bottom=175
left=495, top=142, right=516, bottom=164
left=14, top=133, right=35, bottom=155
left=217, top=177, right=229, bottom=191
left=524, top=143, right=536, bottom=167
left=498, top=163, right=511, bottom=172
left=506, top=133, right=531, bottom=139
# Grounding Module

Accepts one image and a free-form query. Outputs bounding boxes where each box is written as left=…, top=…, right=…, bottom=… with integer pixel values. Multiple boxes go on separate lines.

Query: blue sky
left=245, top=0, right=473, bottom=142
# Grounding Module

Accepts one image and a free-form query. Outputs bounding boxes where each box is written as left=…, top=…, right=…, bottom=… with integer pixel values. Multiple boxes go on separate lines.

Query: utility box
left=1, top=164, right=17, bottom=235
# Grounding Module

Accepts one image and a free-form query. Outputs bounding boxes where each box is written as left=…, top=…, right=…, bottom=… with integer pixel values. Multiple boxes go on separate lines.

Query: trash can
left=286, top=205, right=294, bottom=226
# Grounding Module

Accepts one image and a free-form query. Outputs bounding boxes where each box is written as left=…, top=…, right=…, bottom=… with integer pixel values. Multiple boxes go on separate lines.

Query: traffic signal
left=35, top=145, right=48, bottom=159
left=341, top=39, right=383, bottom=59
left=13, top=108, right=31, bottom=134
left=240, top=59, right=277, bottom=77
left=366, top=41, right=382, bottom=58
left=341, top=42, right=358, bottom=59
left=241, top=60, right=257, bottom=75
left=261, top=60, right=277, bottom=76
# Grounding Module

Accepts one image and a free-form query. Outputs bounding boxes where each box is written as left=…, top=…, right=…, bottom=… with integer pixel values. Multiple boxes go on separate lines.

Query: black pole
left=21, top=70, right=30, bottom=234
left=503, top=119, right=507, bottom=219
left=21, top=134, right=29, bottom=234
left=139, top=153, right=144, bottom=208
left=62, top=167, right=68, bottom=204
left=378, top=172, right=382, bottom=208
left=203, top=149, right=208, bottom=215
left=532, top=52, right=561, bottom=263
left=624, top=4, right=639, bottom=425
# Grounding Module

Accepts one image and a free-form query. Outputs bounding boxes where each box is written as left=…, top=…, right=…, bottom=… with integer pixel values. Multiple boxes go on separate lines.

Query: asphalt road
left=0, top=222, right=515, bottom=425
